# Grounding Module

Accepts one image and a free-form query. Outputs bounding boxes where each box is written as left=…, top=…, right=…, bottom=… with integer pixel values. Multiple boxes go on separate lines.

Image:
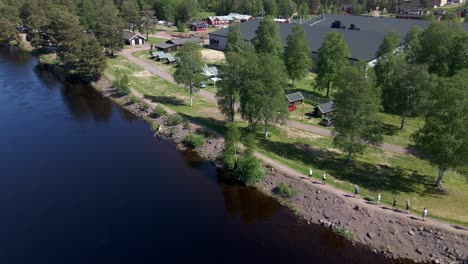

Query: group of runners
left=308, top=168, right=429, bottom=221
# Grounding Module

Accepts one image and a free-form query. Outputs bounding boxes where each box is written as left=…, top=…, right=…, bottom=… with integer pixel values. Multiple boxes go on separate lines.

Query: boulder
left=408, top=230, right=415, bottom=236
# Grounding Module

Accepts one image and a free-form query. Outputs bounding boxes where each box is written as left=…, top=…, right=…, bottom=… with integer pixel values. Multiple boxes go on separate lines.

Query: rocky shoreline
left=93, top=77, right=468, bottom=264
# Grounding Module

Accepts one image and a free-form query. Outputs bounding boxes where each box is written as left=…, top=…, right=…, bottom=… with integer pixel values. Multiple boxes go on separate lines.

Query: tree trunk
left=347, top=151, right=353, bottom=162
left=264, top=122, right=269, bottom=140
left=230, top=98, right=235, bottom=122
left=291, top=78, right=295, bottom=87
left=435, top=168, right=444, bottom=190
left=189, top=87, right=193, bottom=106
left=400, top=115, right=406, bottom=130
left=326, top=81, right=331, bottom=98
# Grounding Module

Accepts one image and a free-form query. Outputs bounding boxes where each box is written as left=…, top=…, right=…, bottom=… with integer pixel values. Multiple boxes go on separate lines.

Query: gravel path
left=120, top=46, right=413, bottom=156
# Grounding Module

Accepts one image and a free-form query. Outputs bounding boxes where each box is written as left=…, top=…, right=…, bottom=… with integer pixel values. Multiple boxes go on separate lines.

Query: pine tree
left=96, top=1, right=125, bottom=56
left=225, top=23, right=243, bottom=54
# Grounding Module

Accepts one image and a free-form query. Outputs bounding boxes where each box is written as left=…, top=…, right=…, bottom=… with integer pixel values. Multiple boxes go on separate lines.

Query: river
left=0, top=48, right=398, bottom=263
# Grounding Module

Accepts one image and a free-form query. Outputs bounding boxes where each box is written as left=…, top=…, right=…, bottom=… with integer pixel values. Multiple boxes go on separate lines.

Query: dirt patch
left=133, top=70, right=152, bottom=78
left=201, top=49, right=225, bottom=63
left=94, top=77, right=468, bottom=264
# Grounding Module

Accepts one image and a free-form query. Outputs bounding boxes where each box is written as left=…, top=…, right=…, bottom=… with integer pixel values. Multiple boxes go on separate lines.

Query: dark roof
left=191, top=22, right=208, bottom=28
left=286, top=92, right=304, bottom=103
left=168, top=37, right=204, bottom=46
left=122, top=31, right=146, bottom=41
left=154, top=42, right=175, bottom=49
left=315, top=101, right=336, bottom=114
left=209, top=15, right=468, bottom=61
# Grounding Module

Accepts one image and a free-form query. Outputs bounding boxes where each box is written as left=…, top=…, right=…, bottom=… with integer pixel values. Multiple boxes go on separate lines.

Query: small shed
left=286, top=92, right=304, bottom=111
left=286, top=92, right=304, bottom=106
left=123, top=31, right=146, bottom=45
left=154, top=42, right=177, bottom=53
left=190, top=22, right=208, bottom=31
left=314, top=101, right=336, bottom=116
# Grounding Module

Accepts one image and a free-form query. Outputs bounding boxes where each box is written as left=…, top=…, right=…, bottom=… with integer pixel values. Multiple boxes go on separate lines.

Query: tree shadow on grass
left=178, top=113, right=227, bottom=136
left=144, top=95, right=185, bottom=106
left=259, top=140, right=436, bottom=195
left=379, top=123, right=400, bottom=136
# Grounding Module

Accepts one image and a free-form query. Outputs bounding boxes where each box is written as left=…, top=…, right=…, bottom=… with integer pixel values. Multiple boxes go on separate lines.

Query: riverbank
left=92, top=76, right=468, bottom=264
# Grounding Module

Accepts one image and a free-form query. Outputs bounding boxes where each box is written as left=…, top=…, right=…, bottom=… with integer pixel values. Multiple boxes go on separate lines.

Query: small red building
left=207, top=13, right=254, bottom=27
left=286, top=92, right=304, bottom=111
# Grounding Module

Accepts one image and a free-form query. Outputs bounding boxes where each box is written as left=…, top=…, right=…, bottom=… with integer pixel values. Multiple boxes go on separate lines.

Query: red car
left=288, top=105, right=297, bottom=111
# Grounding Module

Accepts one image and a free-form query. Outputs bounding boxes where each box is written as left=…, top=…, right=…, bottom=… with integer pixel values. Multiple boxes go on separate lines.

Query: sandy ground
left=201, top=49, right=226, bottom=63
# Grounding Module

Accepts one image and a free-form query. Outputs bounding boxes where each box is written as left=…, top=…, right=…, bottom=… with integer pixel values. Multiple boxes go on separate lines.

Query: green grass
left=197, top=11, right=215, bottom=19
left=105, top=54, right=468, bottom=226
left=148, top=37, right=167, bottom=44
left=252, top=125, right=468, bottom=225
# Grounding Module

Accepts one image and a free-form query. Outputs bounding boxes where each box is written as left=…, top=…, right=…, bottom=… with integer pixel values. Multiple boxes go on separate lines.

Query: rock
left=354, top=205, right=360, bottom=211
left=419, top=226, right=424, bottom=231
left=433, top=259, right=440, bottom=264
left=416, top=248, right=423, bottom=254
left=373, top=249, right=378, bottom=254
left=367, top=232, right=374, bottom=239
left=316, top=190, right=321, bottom=194
left=323, top=221, right=332, bottom=228
left=408, top=231, right=415, bottom=236
left=319, top=219, right=324, bottom=225
left=323, top=212, right=330, bottom=219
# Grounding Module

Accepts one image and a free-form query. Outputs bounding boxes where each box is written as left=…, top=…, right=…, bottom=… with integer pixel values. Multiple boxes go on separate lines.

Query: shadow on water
left=0, top=47, right=416, bottom=264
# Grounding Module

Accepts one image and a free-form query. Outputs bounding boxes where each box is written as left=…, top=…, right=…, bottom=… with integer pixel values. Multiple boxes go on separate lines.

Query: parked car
left=288, top=105, right=297, bottom=111
left=198, top=82, right=206, bottom=88
left=319, top=116, right=333, bottom=126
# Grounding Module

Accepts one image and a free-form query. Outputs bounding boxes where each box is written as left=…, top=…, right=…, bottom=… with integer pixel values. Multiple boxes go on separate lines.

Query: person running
left=406, top=200, right=411, bottom=214
left=422, top=208, right=428, bottom=221
left=377, top=193, right=381, bottom=205
left=322, top=173, right=327, bottom=185
left=354, top=185, right=359, bottom=197
left=392, top=198, right=397, bottom=211
left=309, top=168, right=313, bottom=178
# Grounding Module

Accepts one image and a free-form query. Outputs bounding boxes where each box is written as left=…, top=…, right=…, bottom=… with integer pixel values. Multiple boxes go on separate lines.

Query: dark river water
left=0, top=48, right=398, bottom=264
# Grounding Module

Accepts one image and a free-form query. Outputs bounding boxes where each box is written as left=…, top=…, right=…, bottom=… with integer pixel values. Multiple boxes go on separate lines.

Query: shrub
left=183, top=119, right=191, bottom=129
left=166, top=114, right=183, bottom=126
left=274, top=182, right=298, bottom=199
left=152, top=106, right=167, bottom=118
left=151, top=122, right=160, bottom=132
left=112, top=75, right=130, bottom=94
left=176, top=21, right=185, bottom=32
left=235, top=151, right=265, bottom=185
left=141, top=103, right=150, bottom=111
left=184, top=133, right=205, bottom=149
left=129, top=95, right=139, bottom=104
left=333, top=226, right=354, bottom=241
left=221, top=142, right=237, bottom=170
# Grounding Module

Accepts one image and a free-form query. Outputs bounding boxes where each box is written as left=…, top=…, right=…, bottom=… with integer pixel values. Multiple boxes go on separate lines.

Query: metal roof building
left=209, top=14, right=467, bottom=62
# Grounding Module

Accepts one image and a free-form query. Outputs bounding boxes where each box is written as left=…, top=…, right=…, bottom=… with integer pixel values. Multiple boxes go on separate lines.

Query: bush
left=176, top=21, right=185, bottom=32
left=151, top=122, right=160, bottom=132
left=184, top=133, right=205, bottom=149
left=166, top=114, right=184, bottom=126
left=183, top=119, right=191, bottom=129
left=333, top=226, right=354, bottom=241
left=152, top=106, right=167, bottom=118
left=221, top=143, right=237, bottom=170
left=274, top=182, right=298, bottom=198
left=129, top=95, right=139, bottom=104
left=235, top=151, right=265, bottom=185
left=112, top=75, right=130, bottom=94
left=141, top=103, right=150, bottom=111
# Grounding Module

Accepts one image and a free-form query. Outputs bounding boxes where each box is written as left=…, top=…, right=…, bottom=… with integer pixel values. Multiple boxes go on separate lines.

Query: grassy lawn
left=148, top=37, right=167, bottom=44
left=105, top=55, right=468, bottom=226
left=105, top=55, right=220, bottom=120
left=253, top=125, right=468, bottom=225
left=197, top=11, right=215, bottom=19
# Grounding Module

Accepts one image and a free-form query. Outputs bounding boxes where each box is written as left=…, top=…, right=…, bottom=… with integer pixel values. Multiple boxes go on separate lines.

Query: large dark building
left=209, top=15, right=440, bottom=64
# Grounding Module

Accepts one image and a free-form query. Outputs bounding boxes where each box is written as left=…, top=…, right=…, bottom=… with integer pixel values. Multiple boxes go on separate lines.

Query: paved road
left=120, top=46, right=410, bottom=156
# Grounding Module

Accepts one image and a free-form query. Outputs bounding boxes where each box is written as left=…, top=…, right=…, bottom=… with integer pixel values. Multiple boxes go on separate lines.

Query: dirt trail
left=119, top=47, right=411, bottom=156
left=97, top=75, right=468, bottom=263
